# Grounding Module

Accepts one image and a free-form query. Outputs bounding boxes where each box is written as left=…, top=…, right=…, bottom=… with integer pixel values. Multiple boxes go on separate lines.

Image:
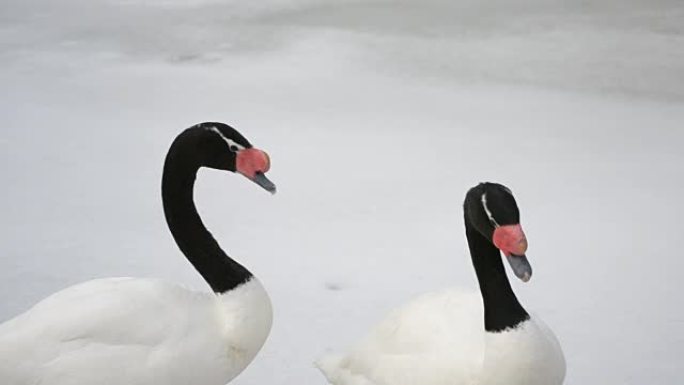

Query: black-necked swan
left=0, top=122, right=276, bottom=385
left=316, top=182, right=566, bottom=385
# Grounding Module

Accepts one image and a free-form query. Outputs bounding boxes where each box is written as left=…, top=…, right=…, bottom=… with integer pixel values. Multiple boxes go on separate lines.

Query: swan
left=0, top=122, right=276, bottom=385
left=316, top=182, right=566, bottom=385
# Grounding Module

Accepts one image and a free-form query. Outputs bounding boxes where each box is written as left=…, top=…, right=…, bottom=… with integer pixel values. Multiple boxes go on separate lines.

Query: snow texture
left=1, top=1, right=683, bottom=384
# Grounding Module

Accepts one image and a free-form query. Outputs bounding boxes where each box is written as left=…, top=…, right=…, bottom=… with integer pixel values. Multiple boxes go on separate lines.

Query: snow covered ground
left=1, top=1, right=683, bottom=384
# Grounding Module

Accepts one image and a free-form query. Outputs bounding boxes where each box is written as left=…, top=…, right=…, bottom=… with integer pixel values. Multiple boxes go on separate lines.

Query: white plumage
left=317, top=290, right=564, bottom=385
left=0, top=278, right=272, bottom=385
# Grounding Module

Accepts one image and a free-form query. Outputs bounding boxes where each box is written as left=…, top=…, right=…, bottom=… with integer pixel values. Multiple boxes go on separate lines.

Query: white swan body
left=317, top=289, right=564, bottom=385
left=0, top=277, right=272, bottom=385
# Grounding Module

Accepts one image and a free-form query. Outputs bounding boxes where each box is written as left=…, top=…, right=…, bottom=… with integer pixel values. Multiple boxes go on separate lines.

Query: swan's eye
left=207, top=126, right=246, bottom=153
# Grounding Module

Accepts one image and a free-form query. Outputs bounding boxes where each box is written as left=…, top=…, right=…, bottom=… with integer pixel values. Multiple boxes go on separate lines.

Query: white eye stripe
left=208, top=126, right=246, bottom=152
left=481, top=192, right=500, bottom=227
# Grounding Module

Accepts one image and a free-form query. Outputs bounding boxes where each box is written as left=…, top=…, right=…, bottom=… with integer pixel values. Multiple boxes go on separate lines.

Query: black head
left=465, top=182, right=520, bottom=239
left=190, top=122, right=252, bottom=171
left=173, top=122, right=275, bottom=193
left=465, top=182, right=531, bottom=281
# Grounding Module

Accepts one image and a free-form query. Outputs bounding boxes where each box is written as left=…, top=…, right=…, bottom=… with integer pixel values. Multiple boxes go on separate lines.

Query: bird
left=316, top=182, right=566, bottom=385
left=0, top=122, right=276, bottom=385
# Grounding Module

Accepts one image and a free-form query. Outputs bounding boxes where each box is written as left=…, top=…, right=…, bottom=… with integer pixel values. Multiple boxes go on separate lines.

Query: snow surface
left=1, top=1, right=683, bottom=384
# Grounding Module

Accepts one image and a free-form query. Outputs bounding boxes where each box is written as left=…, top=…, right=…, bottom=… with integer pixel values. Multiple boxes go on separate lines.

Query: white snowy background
left=1, top=0, right=683, bottom=384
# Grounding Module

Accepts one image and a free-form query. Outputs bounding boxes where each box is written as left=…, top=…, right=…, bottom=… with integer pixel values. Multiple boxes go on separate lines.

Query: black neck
left=161, top=140, right=252, bottom=294
left=465, top=219, right=529, bottom=332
